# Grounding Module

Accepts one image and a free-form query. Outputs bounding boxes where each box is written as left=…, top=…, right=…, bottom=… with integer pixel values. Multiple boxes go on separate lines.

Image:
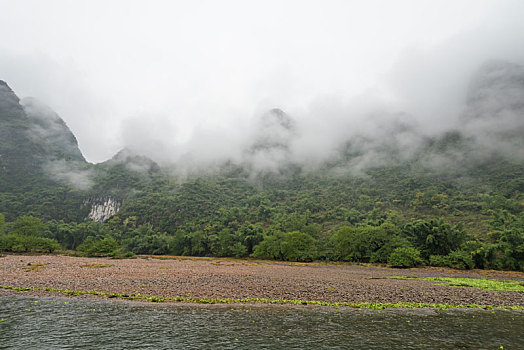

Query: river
left=1, top=295, right=522, bottom=349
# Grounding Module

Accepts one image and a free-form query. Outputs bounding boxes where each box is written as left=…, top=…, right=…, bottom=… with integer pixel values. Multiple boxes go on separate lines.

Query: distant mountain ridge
left=0, top=60, right=523, bottom=226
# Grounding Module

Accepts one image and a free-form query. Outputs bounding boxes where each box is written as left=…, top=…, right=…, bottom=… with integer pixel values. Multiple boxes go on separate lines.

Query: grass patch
left=1, top=285, right=523, bottom=310
left=388, top=276, right=524, bottom=292
left=79, top=264, right=111, bottom=268
left=23, top=263, right=47, bottom=272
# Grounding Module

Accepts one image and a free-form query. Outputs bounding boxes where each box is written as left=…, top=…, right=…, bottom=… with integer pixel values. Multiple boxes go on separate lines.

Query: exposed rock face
left=86, top=197, right=122, bottom=222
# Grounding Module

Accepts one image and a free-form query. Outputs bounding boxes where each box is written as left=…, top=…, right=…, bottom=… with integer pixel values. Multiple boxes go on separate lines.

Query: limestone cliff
left=85, top=197, right=122, bottom=222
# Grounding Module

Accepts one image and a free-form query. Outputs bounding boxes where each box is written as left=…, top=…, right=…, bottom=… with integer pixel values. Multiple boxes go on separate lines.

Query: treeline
left=1, top=209, right=522, bottom=270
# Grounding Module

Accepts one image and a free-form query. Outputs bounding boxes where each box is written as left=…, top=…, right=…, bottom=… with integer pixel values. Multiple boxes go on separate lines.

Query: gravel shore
left=1, top=254, right=523, bottom=307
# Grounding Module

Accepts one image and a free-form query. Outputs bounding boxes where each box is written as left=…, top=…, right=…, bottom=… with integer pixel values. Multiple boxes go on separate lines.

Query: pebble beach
left=1, top=254, right=523, bottom=307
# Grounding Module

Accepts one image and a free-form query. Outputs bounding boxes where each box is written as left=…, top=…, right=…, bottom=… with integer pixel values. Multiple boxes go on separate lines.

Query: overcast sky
left=1, top=0, right=524, bottom=163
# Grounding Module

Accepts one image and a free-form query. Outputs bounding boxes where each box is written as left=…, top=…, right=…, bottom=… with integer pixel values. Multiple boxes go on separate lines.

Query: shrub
left=252, top=232, right=285, bottom=260
left=280, top=231, right=317, bottom=262
left=430, top=250, right=475, bottom=269
left=0, top=234, right=61, bottom=253
left=110, top=251, right=136, bottom=259
left=402, top=218, right=466, bottom=259
left=429, top=254, right=451, bottom=267
left=388, top=247, right=424, bottom=268
left=331, top=223, right=401, bottom=263
left=77, top=236, right=119, bottom=256
left=447, top=250, right=475, bottom=269
left=230, top=242, right=248, bottom=258
left=208, top=229, right=248, bottom=258
left=496, top=226, right=524, bottom=271
left=252, top=231, right=317, bottom=262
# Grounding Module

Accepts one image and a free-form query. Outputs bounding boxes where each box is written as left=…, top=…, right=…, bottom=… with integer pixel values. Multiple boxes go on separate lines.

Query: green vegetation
left=387, top=247, right=424, bottom=268
left=1, top=285, right=523, bottom=310
left=0, top=177, right=524, bottom=270
left=1, top=79, right=523, bottom=270
left=387, top=276, right=524, bottom=292
left=79, top=263, right=111, bottom=268
left=0, top=215, right=60, bottom=253
left=0, top=213, right=4, bottom=234
left=77, top=237, right=119, bottom=257
left=0, top=234, right=60, bottom=253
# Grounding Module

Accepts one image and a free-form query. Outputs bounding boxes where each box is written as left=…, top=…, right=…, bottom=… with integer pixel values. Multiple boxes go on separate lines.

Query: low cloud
left=2, top=1, right=524, bottom=175
left=43, top=159, right=94, bottom=191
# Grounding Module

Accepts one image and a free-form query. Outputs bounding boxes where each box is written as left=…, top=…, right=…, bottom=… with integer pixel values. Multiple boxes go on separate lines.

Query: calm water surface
left=0, top=295, right=522, bottom=349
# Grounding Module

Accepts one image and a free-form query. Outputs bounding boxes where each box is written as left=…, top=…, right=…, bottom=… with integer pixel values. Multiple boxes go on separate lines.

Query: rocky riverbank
left=1, top=254, right=523, bottom=308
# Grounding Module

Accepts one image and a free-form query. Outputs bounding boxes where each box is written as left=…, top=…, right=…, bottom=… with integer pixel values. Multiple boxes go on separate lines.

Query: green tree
left=429, top=250, right=474, bottom=270
left=77, top=236, right=119, bottom=256
left=402, top=218, right=466, bottom=259
left=252, top=231, right=285, bottom=260
left=280, top=231, right=317, bottom=262
left=190, top=230, right=208, bottom=256
left=0, top=213, right=4, bottom=234
left=239, top=223, right=264, bottom=254
left=496, top=224, right=524, bottom=270
left=331, top=223, right=404, bottom=263
left=11, top=215, right=47, bottom=236
left=0, top=234, right=60, bottom=253
left=388, top=247, right=424, bottom=268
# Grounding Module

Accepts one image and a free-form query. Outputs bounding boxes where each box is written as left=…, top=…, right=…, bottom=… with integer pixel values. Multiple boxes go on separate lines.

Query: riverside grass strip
left=386, top=276, right=524, bottom=293
left=2, top=285, right=523, bottom=310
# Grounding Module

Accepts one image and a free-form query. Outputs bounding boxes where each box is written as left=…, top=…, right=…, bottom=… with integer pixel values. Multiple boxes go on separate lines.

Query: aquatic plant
left=387, top=276, right=524, bottom=292
left=1, top=285, right=523, bottom=310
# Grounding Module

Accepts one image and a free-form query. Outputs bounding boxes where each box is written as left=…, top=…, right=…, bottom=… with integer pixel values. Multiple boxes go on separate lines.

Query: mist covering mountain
left=0, top=81, right=85, bottom=188
left=1, top=60, right=523, bottom=210
left=0, top=60, right=523, bottom=269
left=1, top=59, right=524, bottom=194
left=461, top=60, right=524, bottom=160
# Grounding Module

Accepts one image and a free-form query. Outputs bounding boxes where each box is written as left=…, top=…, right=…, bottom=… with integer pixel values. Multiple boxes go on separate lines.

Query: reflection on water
left=0, top=295, right=522, bottom=349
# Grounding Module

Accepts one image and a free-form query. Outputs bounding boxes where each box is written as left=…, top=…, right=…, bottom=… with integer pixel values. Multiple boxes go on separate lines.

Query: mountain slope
left=0, top=81, right=85, bottom=187
left=0, top=61, right=522, bottom=269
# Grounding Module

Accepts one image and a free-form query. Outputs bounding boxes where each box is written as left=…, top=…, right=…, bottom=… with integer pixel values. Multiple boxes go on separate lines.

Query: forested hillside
left=1, top=61, right=523, bottom=270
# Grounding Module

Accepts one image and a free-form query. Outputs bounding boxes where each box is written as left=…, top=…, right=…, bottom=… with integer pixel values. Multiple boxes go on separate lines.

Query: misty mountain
left=0, top=81, right=84, bottom=165
left=0, top=60, right=523, bottom=230
left=0, top=81, right=84, bottom=188
left=459, top=60, right=524, bottom=162
left=0, top=64, right=523, bottom=269
left=243, top=108, right=298, bottom=174
left=0, top=81, right=88, bottom=220
left=249, top=108, right=295, bottom=152
left=0, top=82, right=156, bottom=221
left=21, top=97, right=86, bottom=163
left=466, top=60, right=524, bottom=116
left=102, top=148, right=160, bottom=174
